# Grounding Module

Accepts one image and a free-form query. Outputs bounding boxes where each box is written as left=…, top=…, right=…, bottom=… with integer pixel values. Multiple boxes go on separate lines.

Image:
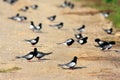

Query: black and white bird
left=30, top=21, right=42, bottom=32
left=73, top=25, right=85, bottom=33
left=47, top=15, right=56, bottom=21
left=76, top=37, right=88, bottom=45
left=99, top=41, right=115, bottom=51
left=25, top=36, right=39, bottom=45
left=69, top=3, right=74, bottom=9
left=101, top=12, right=110, bottom=18
left=16, top=49, right=36, bottom=62
left=57, top=38, right=74, bottom=46
left=30, top=4, right=38, bottom=9
left=34, top=48, right=52, bottom=60
left=3, top=0, right=18, bottom=5
left=49, top=22, right=64, bottom=29
left=9, top=13, right=27, bottom=22
left=103, top=28, right=113, bottom=34
left=19, top=6, right=29, bottom=12
left=58, top=56, right=78, bottom=69
left=59, top=0, right=68, bottom=8
left=74, top=33, right=83, bottom=39
left=95, top=38, right=106, bottom=46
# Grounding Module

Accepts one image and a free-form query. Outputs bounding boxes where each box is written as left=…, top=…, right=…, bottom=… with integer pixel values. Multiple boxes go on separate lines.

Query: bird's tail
left=16, top=56, right=22, bottom=59
left=56, top=42, right=64, bottom=45
left=46, top=52, right=52, bottom=55
left=24, top=39, right=30, bottom=42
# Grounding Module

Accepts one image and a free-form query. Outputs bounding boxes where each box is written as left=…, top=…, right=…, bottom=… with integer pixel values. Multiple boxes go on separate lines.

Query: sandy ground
left=0, top=0, right=120, bottom=80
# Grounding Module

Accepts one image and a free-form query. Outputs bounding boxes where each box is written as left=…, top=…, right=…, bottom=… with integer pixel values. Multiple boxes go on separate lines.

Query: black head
left=38, top=23, right=42, bottom=26
left=36, top=36, right=39, bottom=39
left=60, top=22, right=63, bottom=25
left=31, top=21, right=34, bottom=25
left=95, top=38, right=101, bottom=42
left=25, top=6, right=29, bottom=9
left=110, top=28, right=113, bottom=31
left=23, top=17, right=27, bottom=20
left=16, top=13, right=19, bottom=17
left=74, top=56, right=78, bottom=60
left=82, top=25, right=85, bottom=28
left=34, top=5, right=38, bottom=8
left=34, top=48, right=37, bottom=52
left=84, top=37, right=88, bottom=40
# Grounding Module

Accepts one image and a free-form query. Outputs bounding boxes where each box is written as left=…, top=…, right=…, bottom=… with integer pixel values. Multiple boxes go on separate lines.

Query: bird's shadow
left=62, top=66, right=87, bottom=70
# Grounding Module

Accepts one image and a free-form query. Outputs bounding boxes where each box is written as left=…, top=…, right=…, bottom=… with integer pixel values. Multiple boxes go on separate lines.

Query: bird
left=103, top=28, right=113, bottom=34
left=3, top=0, right=18, bottom=5
left=59, top=0, right=68, bottom=8
left=101, top=12, right=110, bottom=18
left=30, top=4, right=38, bottom=9
left=8, top=13, right=19, bottom=20
left=76, top=37, right=88, bottom=45
left=95, top=38, right=105, bottom=46
left=24, top=36, right=39, bottom=45
left=69, top=3, right=74, bottom=9
left=49, top=22, right=64, bottom=29
left=16, top=49, right=36, bottom=62
left=99, top=41, right=116, bottom=51
left=9, top=13, right=27, bottom=22
left=47, top=15, right=56, bottom=21
left=58, top=56, right=78, bottom=69
left=74, top=33, right=83, bottom=39
left=19, top=6, right=29, bottom=12
left=29, top=21, right=42, bottom=32
left=73, top=25, right=85, bottom=33
left=57, top=38, right=74, bottom=46
left=34, top=48, right=52, bottom=60
left=35, top=23, right=42, bottom=32
left=30, top=21, right=36, bottom=31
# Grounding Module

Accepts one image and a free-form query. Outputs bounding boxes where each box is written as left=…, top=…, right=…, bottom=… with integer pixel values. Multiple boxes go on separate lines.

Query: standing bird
left=3, top=0, right=18, bottom=5
left=74, top=33, right=83, bottom=39
left=36, top=23, right=42, bottom=32
left=58, top=56, right=78, bottom=69
left=9, top=13, right=27, bottom=22
left=59, top=0, right=68, bottom=8
left=30, top=4, right=38, bottom=9
left=76, top=37, right=88, bottom=45
left=16, top=49, right=36, bottom=62
left=95, top=38, right=106, bottom=47
left=73, top=25, right=85, bottom=33
left=47, top=15, right=56, bottom=21
left=99, top=41, right=115, bottom=51
left=57, top=38, right=74, bottom=46
left=25, top=36, right=39, bottom=46
left=19, top=6, right=29, bottom=12
left=49, top=22, right=64, bottom=29
left=103, top=28, right=113, bottom=34
left=101, top=12, right=110, bottom=18
left=34, top=48, right=52, bottom=60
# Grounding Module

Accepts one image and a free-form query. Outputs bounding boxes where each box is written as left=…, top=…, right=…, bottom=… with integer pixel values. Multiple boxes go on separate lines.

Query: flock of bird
left=3, top=0, right=116, bottom=70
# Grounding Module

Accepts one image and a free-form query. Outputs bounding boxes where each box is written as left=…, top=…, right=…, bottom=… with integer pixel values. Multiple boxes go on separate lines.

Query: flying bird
left=24, top=36, right=39, bottom=45
left=58, top=56, right=78, bottom=69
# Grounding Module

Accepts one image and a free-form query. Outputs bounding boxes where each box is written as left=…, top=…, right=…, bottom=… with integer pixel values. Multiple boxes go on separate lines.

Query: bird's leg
left=28, top=60, right=32, bottom=62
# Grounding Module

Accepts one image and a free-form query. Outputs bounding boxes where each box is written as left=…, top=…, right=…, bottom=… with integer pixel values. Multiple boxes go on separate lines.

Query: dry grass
left=0, top=67, right=21, bottom=73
